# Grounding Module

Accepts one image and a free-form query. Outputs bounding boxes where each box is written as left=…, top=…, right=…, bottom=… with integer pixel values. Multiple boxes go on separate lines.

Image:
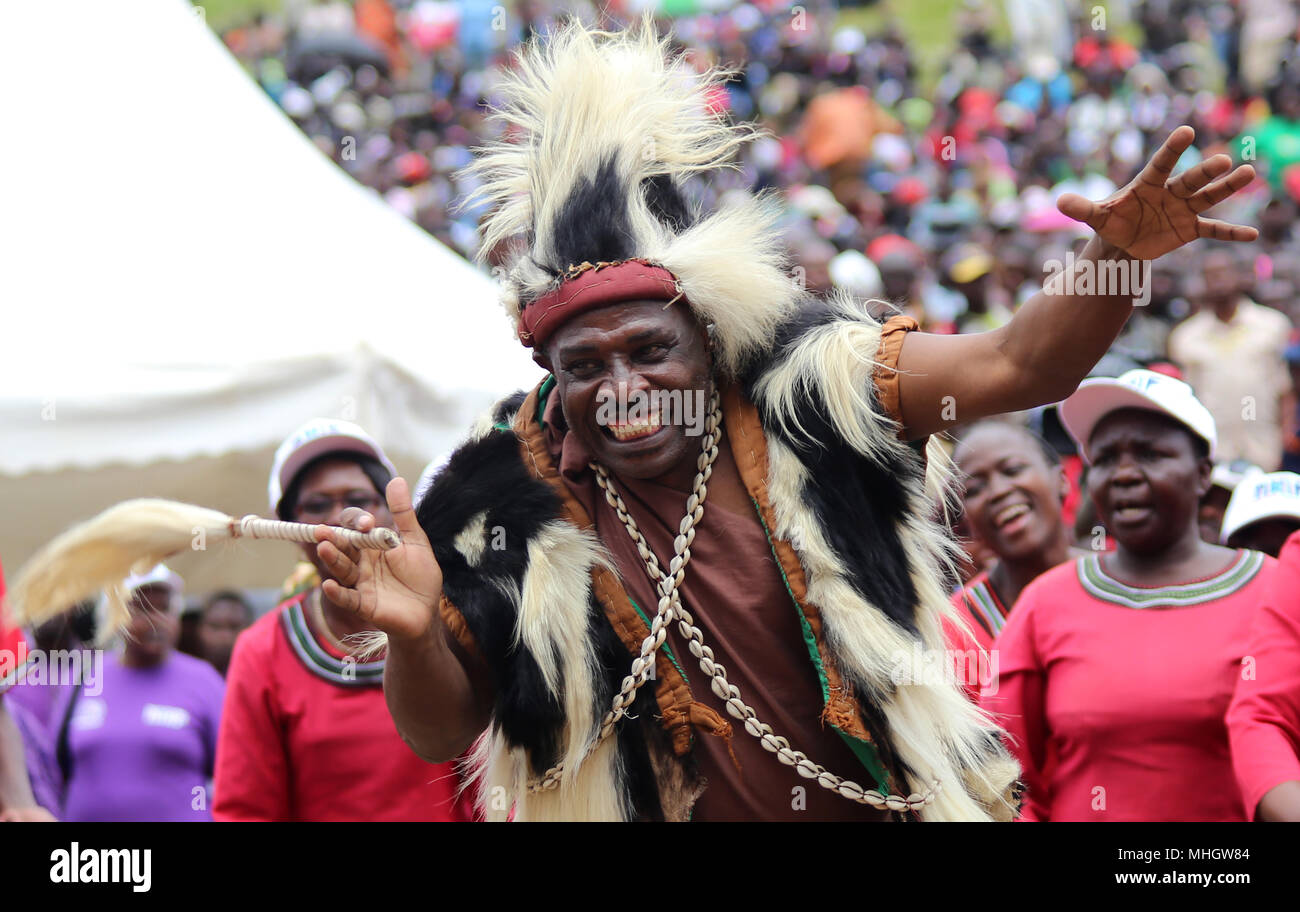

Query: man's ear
left=532, top=349, right=553, bottom=373
left=1057, top=465, right=1072, bottom=504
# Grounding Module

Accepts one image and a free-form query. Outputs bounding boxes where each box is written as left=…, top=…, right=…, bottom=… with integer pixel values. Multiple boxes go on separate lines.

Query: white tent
left=0, top=0, right=541, bottom=592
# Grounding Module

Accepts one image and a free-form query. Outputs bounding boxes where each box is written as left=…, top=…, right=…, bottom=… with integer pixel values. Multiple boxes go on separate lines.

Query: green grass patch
left=194, top=0, right=285, bottom=33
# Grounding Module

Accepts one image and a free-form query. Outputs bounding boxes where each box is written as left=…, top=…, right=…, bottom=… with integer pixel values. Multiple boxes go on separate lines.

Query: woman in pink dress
left=983, top=370, right=1274, bottom=821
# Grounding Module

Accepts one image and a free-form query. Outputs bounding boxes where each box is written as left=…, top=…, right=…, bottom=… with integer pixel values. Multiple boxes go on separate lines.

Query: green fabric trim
left=493, top=375, right=555, bottom=432
left=535, top=374, right=556, bottom=430
left=1077, top=550, right=1264, bottom=609
left=627, top=595, right=688, bottom=684
left=282, top=599, right=385, bottom=686
left=749, top=498, right=891, bottom=794
left=837, top=730, right=893, bottom=794
left=751, top=501, right=829, bottom=706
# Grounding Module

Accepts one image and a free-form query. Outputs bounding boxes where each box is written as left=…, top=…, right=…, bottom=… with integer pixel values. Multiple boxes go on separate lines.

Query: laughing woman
left=951, top=421, right=1082, bottom=653
left=982, top=370, right=1275, bottom=821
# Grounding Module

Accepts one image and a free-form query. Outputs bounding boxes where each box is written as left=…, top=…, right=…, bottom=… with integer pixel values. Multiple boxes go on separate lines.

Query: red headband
left=517, top=259, right=682, bottom=349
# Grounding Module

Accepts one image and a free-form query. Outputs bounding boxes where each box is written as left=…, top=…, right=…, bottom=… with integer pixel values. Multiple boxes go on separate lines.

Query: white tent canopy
left=0, top=0, right=541, bottom=590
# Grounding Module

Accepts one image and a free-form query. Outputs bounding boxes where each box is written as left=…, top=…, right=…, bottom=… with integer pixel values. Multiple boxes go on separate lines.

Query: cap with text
left=1220, top=471, right=1300, bottom=543
left=1059, top=369, right=1217, bottom=462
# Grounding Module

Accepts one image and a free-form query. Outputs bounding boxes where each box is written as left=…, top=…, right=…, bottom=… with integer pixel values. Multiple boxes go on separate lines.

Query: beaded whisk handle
left=231, top=516, right=401, bottom=551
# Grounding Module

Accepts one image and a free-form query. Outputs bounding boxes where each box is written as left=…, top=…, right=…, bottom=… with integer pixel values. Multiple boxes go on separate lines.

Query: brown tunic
left=543, top=392, right=892, bottom=821
left=434, top=315, right=921, bottom=820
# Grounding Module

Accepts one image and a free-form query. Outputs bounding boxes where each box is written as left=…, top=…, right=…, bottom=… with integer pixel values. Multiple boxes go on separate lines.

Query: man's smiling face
left=536, top=299, right=712, bottom=485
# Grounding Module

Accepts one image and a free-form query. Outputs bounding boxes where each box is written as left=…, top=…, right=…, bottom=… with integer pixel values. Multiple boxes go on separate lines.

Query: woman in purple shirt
left=57, top=565, right=225, bottom=822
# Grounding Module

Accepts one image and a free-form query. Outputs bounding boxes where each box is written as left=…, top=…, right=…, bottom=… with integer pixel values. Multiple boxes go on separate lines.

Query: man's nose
left=601, top=359, right=651, bottom=396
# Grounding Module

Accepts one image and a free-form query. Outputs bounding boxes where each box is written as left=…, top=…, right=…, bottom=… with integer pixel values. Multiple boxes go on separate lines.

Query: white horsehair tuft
left=461, top=17, right=797, bottom=377
left=10, top=499, right=234, bottom=635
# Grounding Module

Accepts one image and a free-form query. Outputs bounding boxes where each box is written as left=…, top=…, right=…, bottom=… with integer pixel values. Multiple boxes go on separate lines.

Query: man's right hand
left=315, top=476, right=443, bottom=643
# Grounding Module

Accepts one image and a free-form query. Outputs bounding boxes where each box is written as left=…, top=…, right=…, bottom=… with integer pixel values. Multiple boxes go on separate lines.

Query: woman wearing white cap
left=982, top=370, right=1276, bottom=820
left=55, top=565, right=225, bottom=821
left=213, top=419, right=473, bottom=822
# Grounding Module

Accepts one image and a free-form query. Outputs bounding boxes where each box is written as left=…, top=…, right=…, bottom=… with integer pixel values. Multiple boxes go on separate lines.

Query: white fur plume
left=10, top=499, right=232, bottom=634
left=462, top=18, right=798, bottom=375
left=466, top=18, right=749, bottom=260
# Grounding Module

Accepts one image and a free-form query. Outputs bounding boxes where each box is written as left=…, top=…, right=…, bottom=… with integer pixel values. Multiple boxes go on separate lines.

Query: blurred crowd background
left=215, top=0, right=1300, bottom=556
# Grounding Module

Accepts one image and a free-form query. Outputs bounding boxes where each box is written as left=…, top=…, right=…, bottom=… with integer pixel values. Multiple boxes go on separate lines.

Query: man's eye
left=566, top=361, right=600, bottom=376
left=637, top=343, right=669, bottom=359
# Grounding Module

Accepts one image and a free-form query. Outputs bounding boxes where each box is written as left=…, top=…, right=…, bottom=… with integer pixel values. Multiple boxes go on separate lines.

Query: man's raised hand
left=315, top=477, right=443, bottom=643
left=1056, top=125, right=1258, bottom=260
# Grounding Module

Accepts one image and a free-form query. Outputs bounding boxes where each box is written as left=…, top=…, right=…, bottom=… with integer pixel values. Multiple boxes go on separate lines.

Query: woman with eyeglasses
left=213, top=419, right=474, bottom=821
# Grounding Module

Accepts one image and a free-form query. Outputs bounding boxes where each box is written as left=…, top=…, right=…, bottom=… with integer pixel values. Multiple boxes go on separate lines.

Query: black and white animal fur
left=417, top=20, right=1021, bottom=819
left=412, top=295, right=1021, bottom=822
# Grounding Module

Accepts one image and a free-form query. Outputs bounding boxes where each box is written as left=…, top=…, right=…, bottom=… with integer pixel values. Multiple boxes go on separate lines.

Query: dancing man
left=316, top=22, right=1257, bottom=821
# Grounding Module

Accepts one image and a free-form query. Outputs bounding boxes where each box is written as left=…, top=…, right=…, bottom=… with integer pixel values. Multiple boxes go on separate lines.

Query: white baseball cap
left=1220, top=471, right=1300, bottom=543
left=1059, top=369, right=1217, bottom=463
left=1210, top=459, right=1262, bottom=493
left=829, top=250, right=883, bottom=299
left=268, top=418, right=397, bottom=515
left=109, top=564, right=184, bottom=616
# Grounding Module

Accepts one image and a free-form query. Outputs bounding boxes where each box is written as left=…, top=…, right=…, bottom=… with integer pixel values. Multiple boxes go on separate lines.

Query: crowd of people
left=0, top=0, right=1299, bottom=821
left=0, top=420, right=477, bottom=822
left=224, top=0, right=1300, bottom=464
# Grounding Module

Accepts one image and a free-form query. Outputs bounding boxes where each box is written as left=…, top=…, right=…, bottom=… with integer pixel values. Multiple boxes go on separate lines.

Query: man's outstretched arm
left=894, top=126, right=1257, bottom=441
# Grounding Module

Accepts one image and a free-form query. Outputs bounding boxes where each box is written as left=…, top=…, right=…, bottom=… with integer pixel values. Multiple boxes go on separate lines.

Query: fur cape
left=415, top=296, right=1022, bottom=822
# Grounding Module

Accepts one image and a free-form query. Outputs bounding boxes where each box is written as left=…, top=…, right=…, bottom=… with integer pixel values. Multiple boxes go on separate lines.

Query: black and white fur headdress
left=464, top=18, right=802, bottom=373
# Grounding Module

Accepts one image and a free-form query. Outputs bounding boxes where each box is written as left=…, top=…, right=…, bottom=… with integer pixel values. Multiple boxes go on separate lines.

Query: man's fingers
left=322, top=578, right=362, bottom=615
left=1167, top=153, right=1231, bottom=198
left=314, top=525, right=363, bottom=562
left=338, top=507, right=375, bottom=532
left=317, top=538, right=360, bottom=587
left=1056, top=192, right=1102, bottom=228
left=1136, top=125, right=1195, bottom=186
left=386, top=477, right=430, bottom=547
left=1187, top=164, right=1256, bottom=213
left=1196, top=217, right=1259, bottom=242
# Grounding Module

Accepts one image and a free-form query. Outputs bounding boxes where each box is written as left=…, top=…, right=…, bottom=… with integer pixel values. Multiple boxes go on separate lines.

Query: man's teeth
left=610, top=416, right=662, bottom=441
left=994, top=504, right=1031, bottom=527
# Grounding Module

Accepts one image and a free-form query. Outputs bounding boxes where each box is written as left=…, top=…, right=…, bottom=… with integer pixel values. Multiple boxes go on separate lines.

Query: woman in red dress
left=214, top=419, right=475, bottom=822
left=983, top=370, right=1274, bottom=821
